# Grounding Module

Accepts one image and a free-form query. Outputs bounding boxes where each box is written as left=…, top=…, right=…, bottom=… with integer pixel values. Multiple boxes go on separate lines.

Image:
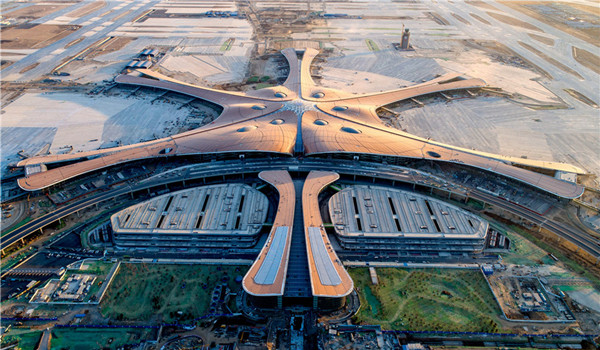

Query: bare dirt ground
left=460, top=39, right=553, bottom=80
left=65, top=1, right=106, bottom=18
left=486, top=11, right=543, bottom=32
left=86, top=37, right=136, bottom=60
left=563, top=88, right=598, bottom=108
left=500, top=1, right=600, bottom=47
left=1, top=24, right=80, bottom=50
left=528, top=33, right=554, bottom=46
left=19, top=62, right=40, bottom=74
left=112, top=9, right=132, bottom=22
left=64, top=37, right=84, bottom=49
left=572, top=46, right=600, bottom=75
left=427, top=11, right=450, bottom=26
left=452, top=13, right=471, bottom=25
left=518, top=41, right=584, bottom=80
left=470, top=13, right=491, bottom=26
left=1, top=61, right=14, bottom=69
left=466, top=0, right=500, bottom=12
left=2, top=4, right=69, bottom=20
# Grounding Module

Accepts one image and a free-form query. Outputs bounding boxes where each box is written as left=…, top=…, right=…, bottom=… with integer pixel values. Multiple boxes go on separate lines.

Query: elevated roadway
left=3, top=159, right=599, bottom=259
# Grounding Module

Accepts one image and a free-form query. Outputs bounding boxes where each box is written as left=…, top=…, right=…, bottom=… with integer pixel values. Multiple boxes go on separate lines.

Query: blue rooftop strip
left=254, top=226, right=289, bottom=285
left=308, top=226, right=342, bottom=286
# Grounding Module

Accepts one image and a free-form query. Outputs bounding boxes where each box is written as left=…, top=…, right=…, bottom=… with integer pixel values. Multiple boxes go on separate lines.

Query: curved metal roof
left=303, top=171, right=353, bottom=298
left=242, top=170, right=295, bottom=297
left=16, top=48, right=585, bottom=199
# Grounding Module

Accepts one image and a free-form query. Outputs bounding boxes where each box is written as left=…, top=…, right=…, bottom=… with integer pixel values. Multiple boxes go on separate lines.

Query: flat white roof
left=112, top=184, right=268, bottom=235
left=307, top=226, right=342, bottom=286
left=254, top=226, right=290, bottom=285
left=329, top=185, right=488, bottom=239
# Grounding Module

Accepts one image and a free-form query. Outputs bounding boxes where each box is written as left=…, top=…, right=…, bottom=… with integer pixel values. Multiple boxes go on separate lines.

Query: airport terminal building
left=328, top=186, right=489, bottom=256
left=110, top=184, right=268, bottom=250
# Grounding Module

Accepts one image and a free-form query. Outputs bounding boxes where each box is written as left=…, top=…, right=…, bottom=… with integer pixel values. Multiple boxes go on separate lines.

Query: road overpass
left=3, top=159, right=599, bottom=259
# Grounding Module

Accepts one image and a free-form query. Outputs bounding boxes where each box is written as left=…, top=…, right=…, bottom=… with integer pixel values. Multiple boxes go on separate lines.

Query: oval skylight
left=237, top=125, right=258, bottom=132
left=340, top=126, right=361, bottom=134
left=427, top=151, right=442, bottom=158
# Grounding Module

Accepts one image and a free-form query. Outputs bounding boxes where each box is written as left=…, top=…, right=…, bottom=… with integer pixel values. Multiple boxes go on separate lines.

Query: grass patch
left=101, top=264, right=247, bottom=322
left=220, top=38, right=234, bottom=51
left=505, top=225, right=600, bottom=289
left=256, top=83, right=274, bottom=89
left=50, top=328, right=152, bottom=350
left=2, top=217, right=32, bottom=237
left=350, top=268, right=502, bottom=332
left=1, top=329, right=42, bottom=350
left=500, top=227, right=550, bottom=266
left=365, top=39, right=379, bottom=52
left=1, top=248, right=35, bottom=271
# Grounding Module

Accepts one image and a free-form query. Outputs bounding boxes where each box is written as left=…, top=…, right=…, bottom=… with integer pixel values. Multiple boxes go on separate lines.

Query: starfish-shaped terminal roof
left=17, top=49, right=584, bottom=198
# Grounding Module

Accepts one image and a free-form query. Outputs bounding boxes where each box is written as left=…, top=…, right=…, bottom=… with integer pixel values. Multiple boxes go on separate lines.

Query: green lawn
left=499, top=226, right=553, bottom=266
left=100, top=264, right=247, bottom=322
left=1, top=329, right=42, bottom=350
left=256, top=83, right=275, bottom=89
left=365, top=39, right=379, bottom=51
left=1, top=217, right=32, bottom=237
left=50, top=328, right=151, bottom=350
left=220, top=38, right=234, bottom=51
left=503, top=224, right=600, bottom=288
left=350, top=268, right=502, bottom=332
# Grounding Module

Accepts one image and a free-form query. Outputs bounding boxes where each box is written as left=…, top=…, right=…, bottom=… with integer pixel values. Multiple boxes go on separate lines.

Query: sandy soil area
left=518, top=41, right=584, bottom=80
left=486, top=11, right=543, bottom=32
left=1, top=24, right=80, bottom=50
left=319, top=67, right=412, bottom=94
left=572, top=46, right=600, bottom=75
left=500, top=1, right=600, bottom=46
left=65, top=1, right=106, bottom=19
left=527, top=33, right=555, bottom=46
left=466, top=0, right=500, bottom=12
left=2, top=4, right=68, bottom=20
left=436, top=53, right=559, bottom=104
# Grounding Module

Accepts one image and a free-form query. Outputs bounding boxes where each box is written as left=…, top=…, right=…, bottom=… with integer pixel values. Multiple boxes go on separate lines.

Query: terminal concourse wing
left=15, top=48, right=585, bottom=198
left=18, top=110, right=298, bottom=191
left=243, top=170, right=296, bottom=297
left=301, top=110, right=584, bottom=199
left=303, top=171, right=354, bottom=298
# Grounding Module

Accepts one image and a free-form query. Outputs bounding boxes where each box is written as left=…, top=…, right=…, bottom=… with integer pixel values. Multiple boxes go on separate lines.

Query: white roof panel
left=254, top=226, right=289, bottom=285
left=308, top=226, right=341, bottom=286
